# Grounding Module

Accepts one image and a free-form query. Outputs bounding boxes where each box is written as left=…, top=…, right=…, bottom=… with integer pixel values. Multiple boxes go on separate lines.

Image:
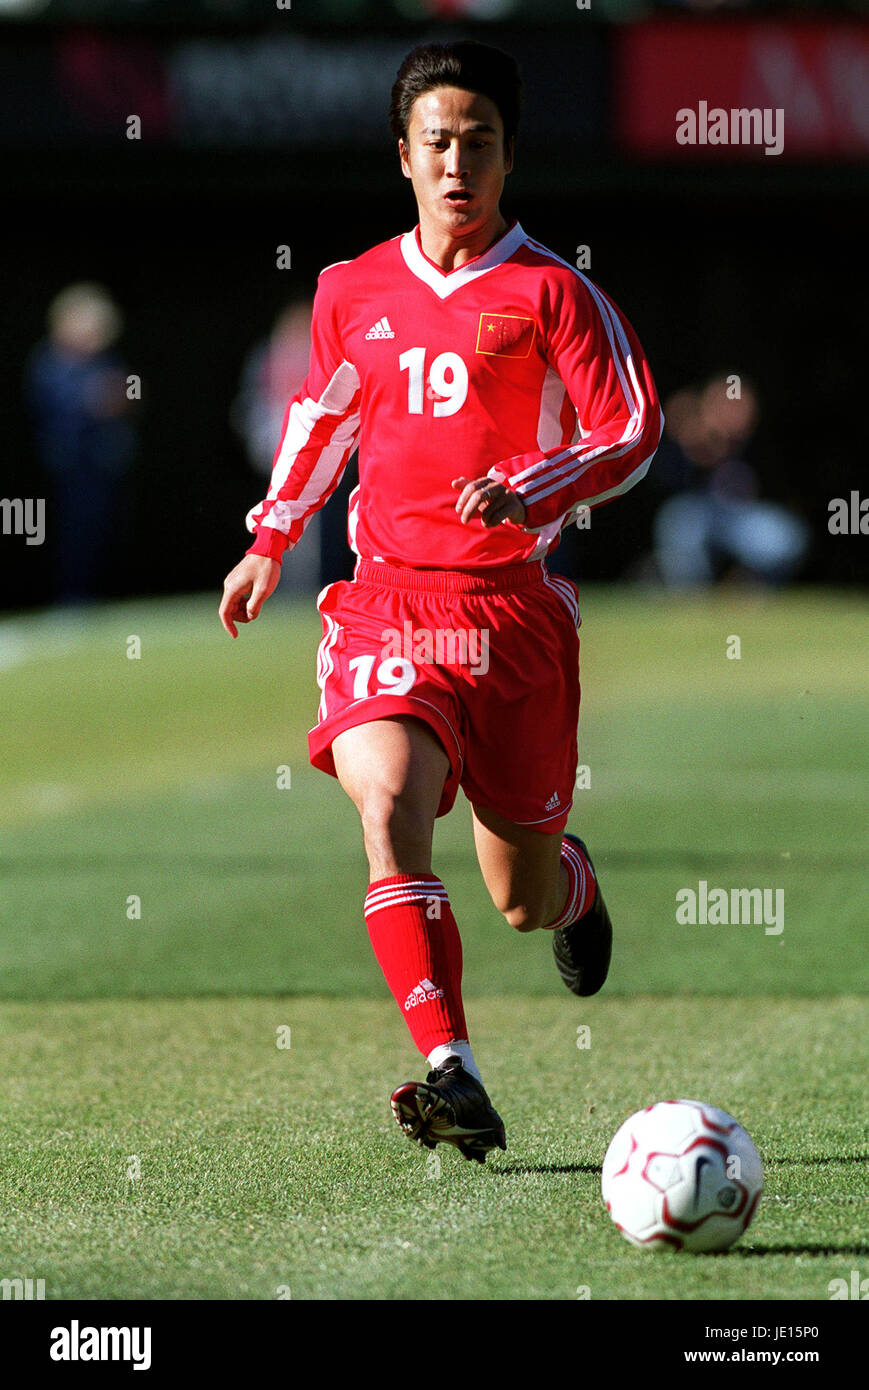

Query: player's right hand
left=219, top=554, right=281, bottom=638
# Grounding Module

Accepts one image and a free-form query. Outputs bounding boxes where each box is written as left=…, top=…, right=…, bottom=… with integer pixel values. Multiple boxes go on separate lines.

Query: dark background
left=1, top=5, right=867, bottom=606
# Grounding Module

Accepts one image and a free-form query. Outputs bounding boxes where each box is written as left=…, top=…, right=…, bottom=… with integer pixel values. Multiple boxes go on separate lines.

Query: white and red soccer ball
left=601, top=1099, right=763, bottom=1252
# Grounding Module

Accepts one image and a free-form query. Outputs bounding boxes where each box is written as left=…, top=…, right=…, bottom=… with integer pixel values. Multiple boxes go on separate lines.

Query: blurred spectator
left=25, top=283, right=135, bottom=605
left=652, top=375, right=810, bottom=587
left=232, top=301, right=314, bottom=478
left=232, top=300, right=357, bottom=590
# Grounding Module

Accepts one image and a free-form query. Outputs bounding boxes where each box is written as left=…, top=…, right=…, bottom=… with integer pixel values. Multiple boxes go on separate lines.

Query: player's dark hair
left=389, top=41, right=522, bottom=156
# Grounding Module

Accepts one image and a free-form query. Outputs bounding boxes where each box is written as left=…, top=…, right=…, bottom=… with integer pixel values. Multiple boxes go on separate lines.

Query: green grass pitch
left=0, top=585, right=866, bottom=1300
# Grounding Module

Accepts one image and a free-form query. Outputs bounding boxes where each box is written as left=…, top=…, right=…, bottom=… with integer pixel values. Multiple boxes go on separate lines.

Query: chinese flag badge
left=475, top=312, right=536, bottom=358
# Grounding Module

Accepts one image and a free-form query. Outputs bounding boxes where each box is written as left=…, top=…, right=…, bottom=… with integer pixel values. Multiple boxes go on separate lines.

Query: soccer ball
left=601, top=1099, right=763, bottom=1252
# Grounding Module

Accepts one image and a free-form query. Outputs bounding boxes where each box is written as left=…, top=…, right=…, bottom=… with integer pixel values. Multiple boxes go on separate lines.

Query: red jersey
left=245, top=221, right=663, bottom=570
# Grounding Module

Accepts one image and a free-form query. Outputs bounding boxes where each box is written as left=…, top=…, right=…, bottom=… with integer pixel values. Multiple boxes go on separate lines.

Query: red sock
left=546, top=838, right=597, bottom=929
left=364, top=874, right=468, bottom=1057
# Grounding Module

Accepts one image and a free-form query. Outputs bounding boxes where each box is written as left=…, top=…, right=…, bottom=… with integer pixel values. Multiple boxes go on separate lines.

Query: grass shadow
left=733, top=1244, right=869, bottom=1258
left=489, top=1162, right=601, bottom=1176
left=766, top=1155, right=869, bottom=1166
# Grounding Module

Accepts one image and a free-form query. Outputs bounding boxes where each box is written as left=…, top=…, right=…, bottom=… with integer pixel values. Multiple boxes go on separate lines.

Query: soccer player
left=220, top=42, right=663, bottom=1163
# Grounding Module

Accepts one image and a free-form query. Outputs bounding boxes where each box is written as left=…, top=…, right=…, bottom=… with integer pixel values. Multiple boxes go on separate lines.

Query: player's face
left=399, top=87, right=513, bottom=240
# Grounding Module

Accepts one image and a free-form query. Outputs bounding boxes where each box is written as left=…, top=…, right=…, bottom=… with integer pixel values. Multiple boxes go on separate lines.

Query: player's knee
left=501, top=901, right=550, bottom=934
left=359, top=789, right=431, bottom=862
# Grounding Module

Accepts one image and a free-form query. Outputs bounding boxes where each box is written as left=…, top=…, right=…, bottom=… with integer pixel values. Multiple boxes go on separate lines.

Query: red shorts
left=308, top=558, right=581, bottom=833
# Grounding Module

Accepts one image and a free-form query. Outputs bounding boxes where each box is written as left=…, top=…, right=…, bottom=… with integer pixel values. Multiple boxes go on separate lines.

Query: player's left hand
left=452, top=474, right=526, bottom=528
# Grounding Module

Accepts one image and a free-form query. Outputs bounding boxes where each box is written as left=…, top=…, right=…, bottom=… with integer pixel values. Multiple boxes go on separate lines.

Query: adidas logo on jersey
left=365, top=316, right=395, bottom=339
left=403, top=977, right=444, bottom=1011
left=545, top=792, right=561, bottom=811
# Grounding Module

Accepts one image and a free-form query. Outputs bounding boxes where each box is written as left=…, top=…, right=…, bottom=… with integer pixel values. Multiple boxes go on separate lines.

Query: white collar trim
left=400, top=222, right=527, bottom=299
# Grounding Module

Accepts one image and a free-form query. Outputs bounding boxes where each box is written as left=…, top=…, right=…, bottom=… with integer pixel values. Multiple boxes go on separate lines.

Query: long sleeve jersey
left=245, top=220, right=663, bottom=570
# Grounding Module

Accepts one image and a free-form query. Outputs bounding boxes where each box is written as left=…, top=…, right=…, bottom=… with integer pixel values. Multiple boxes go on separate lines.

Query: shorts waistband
left=354, top=558, right=546, bottom=595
